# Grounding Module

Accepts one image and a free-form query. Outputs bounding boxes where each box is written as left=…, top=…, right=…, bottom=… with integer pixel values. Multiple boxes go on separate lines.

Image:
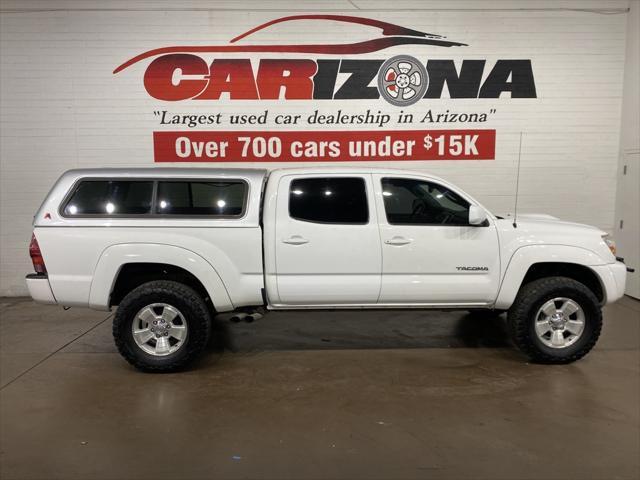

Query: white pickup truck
left=26, top=167, right=631, bottom=371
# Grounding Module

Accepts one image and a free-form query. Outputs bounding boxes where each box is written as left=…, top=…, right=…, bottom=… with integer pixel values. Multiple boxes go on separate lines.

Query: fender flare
left=494, top=244, right=607, bottom=310
left=88, top=243, right=234, bottom=312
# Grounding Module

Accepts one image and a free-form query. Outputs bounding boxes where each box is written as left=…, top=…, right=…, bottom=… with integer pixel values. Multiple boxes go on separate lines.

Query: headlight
left=602, top=234, right=617, bottom=256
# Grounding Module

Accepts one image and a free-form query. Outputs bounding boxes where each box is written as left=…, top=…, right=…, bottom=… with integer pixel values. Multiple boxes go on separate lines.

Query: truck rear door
left=272, top=173, right=381, bottom=305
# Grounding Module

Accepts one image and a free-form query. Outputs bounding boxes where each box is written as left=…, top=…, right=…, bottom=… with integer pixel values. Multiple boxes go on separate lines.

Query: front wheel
left=507, top=277, right=602, bottom=364
left=113, top=280, right=212, bottom=372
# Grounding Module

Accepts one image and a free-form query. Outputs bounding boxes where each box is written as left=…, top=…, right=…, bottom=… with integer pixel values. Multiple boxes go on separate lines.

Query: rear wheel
left=113, top=280, right=212, bottom=372
left=507, top=277, right=602, bottom=364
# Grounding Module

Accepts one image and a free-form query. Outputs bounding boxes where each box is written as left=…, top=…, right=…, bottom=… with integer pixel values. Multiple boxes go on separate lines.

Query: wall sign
left=114, top=15, right=537, bottom=162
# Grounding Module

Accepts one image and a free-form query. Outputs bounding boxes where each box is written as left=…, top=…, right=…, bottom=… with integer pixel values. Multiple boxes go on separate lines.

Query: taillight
left=29, top=233, right=47, bottom=274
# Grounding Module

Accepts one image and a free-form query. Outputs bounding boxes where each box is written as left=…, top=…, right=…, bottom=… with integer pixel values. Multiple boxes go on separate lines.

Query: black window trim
left=380, top=176, right=478, bottom=227
left=287, top=176, right=370, bottom=225
left=59, top=177, right=250, bottom=220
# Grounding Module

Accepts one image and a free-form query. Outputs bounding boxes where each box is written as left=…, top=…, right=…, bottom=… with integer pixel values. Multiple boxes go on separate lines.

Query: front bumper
left=25, top=274, right=57, bottom=304
left=591, top=262, right=628, bottom=304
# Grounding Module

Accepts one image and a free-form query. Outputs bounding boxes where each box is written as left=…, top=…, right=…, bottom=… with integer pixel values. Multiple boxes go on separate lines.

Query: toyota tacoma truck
left=26, top=167, right=630, bottom=371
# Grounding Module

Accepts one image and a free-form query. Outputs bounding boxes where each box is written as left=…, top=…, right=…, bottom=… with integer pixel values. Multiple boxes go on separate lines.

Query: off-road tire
left=113, top=280, right=212, bottom=372
left=507, top=276, right=602, bottom=364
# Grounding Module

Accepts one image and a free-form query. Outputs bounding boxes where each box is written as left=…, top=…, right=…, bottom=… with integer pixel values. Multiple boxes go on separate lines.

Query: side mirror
left=469, top=205, right=488, bottom=226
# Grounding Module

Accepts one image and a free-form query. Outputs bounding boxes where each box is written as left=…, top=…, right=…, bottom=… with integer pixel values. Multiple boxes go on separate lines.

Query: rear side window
left=63, top=180, right=153, bottom=216
left=156, top=181, right=247, bottom=216
left=289, top=177, right=368, bottom=224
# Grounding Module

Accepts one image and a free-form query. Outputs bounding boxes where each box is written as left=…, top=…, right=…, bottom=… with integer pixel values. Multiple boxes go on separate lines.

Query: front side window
left=156, top=181, right=247, bottom=216
left=63, top=180, right=153, bottom=216
left=289, top=177, right=368, bottom=224
left=381, top=178, right=470, bottom=225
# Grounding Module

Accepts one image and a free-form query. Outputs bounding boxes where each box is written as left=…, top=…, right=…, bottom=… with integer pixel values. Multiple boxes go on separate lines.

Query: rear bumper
left=591, top=262, right=627, bottom=305
left=25, top=274, right=57, bottom=304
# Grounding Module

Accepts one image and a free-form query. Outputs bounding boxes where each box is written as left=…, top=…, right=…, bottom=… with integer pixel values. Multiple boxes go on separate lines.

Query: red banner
left=153, top=129, right=495, bottom=162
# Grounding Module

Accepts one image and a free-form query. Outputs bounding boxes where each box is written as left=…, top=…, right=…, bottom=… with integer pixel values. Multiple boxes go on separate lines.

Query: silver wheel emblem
left=377, top=55, right=428, bottom=106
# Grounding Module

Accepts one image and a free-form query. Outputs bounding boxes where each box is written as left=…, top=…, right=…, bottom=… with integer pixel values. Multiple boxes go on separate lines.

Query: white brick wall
left=0, top=0, right=632, bottom=295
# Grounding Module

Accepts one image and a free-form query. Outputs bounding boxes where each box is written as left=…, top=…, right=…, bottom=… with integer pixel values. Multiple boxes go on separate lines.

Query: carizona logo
left=114, top=15, right=537, bottom=106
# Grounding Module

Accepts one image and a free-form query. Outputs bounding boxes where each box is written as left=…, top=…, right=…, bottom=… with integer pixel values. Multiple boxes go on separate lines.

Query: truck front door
left=373, top=174, right=500, bottom=305
left=273, top=174, right=382, bottom=305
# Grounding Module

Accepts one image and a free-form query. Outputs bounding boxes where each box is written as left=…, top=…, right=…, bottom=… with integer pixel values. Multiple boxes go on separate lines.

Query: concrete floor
left=0, top=297, right=638, bottom=480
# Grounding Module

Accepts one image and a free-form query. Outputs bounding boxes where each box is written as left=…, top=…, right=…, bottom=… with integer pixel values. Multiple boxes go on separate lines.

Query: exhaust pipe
left=229, top=311, right=264, bottom=323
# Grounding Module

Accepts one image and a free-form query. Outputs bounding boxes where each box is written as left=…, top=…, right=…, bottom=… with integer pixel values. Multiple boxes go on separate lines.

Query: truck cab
left=26, top=167, right=629, bottom=371
left=263, top=168, right=500, bottom=307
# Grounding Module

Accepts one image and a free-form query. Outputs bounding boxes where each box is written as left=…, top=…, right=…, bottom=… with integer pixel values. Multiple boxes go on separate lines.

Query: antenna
left=513, top=132, right=523, bottom=228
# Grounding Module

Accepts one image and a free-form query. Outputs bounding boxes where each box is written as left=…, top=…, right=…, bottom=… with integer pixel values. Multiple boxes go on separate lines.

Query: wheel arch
left=89, top=243, right=234, bottom=312
left=495, top=245, right=608, bottom=309
left=109, top=263, right=211, bottom=309
left=520, top=263, right=604, bottom=303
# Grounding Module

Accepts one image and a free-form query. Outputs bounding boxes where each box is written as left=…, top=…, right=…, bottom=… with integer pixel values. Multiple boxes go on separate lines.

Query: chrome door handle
left=282, top=235, right=309, bottom=245
left=385, top=236, right=412, bottom=246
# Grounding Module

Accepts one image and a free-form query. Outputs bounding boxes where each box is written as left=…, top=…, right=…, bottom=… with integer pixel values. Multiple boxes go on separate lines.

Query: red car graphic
left=113, top=14, right=467, bottom=74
